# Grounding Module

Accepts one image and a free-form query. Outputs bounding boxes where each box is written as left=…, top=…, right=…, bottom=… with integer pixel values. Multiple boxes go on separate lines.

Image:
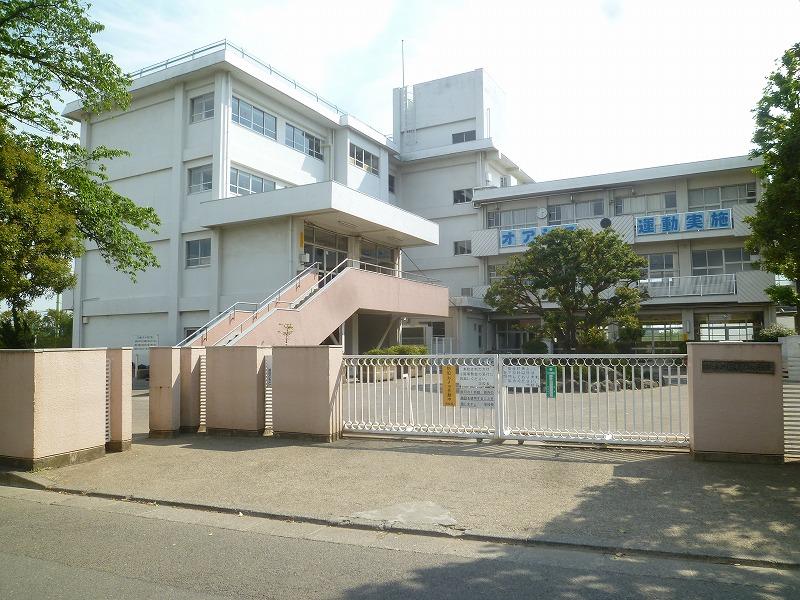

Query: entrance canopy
left=200, top=181, right=438, bottom=247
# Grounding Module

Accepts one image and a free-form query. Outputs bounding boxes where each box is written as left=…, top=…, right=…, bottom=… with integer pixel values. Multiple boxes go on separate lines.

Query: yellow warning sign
left=442, top=365, right=457, bottom=407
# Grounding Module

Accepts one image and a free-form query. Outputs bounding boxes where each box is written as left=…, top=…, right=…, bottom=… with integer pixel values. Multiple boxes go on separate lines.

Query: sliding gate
left=340, top=354, right=689, bottom=446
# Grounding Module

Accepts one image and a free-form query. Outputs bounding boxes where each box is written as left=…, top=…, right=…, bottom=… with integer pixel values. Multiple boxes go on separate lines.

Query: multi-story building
left=63, top=41, right=779, bottom=356
left=460, top=156, right=779, bottom=352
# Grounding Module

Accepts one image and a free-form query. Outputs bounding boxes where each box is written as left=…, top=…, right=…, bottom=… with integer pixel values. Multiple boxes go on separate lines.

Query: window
left=547, top=203, right=575, bottom=225
left=640, top=253, right=677, bottom=280
left=453, top=188, right=474, bottom=204
left=488, top=207, right=541, bottom=228
left=388, top=174, right=396, bottom=194
left=188, top=165, right=212, bottom=194
left=500, top=175, right=510, bottom=188
left=348, top=143, right=379, bottom=176
left=285, top=123, right=323, bottom=160
left=454, top=240, right=472, bottom=255
left=575, top=198, right=605, bottom=220
left=231, top=96, right=277, bottom=139
left=185, top=238, right=211, bottom=268
left=190, top=93, right=214, bottom=123
left=487, top=207, right=500, bottom=228
left=452, top=130, right=477, bottom=144
left=360, top=240, right=395, bottom=270
left=184, top=327, right=200, bottom=338
left=229, top=167, right=276, bottom=195
left=691, top=247, right=753, bottom=276
left=689, top=183, right=756, bottom=211
left=488, top=264, right=503, bottom=283
left=614, top=191, right=677, bottom=216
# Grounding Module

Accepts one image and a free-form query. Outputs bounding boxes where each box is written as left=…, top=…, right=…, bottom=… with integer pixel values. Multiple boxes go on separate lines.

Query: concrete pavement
left=0, top=487, right=798, bottom=599
left=8, top=393, right=800, bottom=567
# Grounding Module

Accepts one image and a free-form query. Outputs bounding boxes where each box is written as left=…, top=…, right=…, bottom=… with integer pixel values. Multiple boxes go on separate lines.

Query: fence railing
left=637, top=274, right=736, bottom=298
left=340, top=353, right=689, bottom=446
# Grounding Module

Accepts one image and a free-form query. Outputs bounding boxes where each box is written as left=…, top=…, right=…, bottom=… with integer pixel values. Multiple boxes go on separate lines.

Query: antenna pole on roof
left=401, top=39, right=405, bottom=88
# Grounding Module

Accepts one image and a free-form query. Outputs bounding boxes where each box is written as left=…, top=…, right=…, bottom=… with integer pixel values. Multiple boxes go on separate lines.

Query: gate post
left=272, top=345, right=344, bottom=442
left=179, top=346, right=205, bottom=432
left=105, top=347, right=132, bottom=451
left=149, top=347, right=181, bottom=438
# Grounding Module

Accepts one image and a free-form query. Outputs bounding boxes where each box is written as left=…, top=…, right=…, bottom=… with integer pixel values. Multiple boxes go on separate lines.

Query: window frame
left=231, top=95, right=277, bottom=140
left=185, top=238, right=211, bottom=268
left=190, top=93, right=214, bottom=123
left=229, top=166, right=276, bottom=196
left=453, top=240, right=472, bottom=255
left=388, top=174, right=396, bottom=194
left=348, top=142, right=379, bottom=176
left=285, top=123, right=324, bottom=160
left=452, top=130, right=477, bottom=144
left=188, top=165, right=213, bottom=194
left=453, top=188, right=474, bottom=205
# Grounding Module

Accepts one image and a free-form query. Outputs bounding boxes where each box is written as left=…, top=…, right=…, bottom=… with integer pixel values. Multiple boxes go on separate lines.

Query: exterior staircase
left=180, top=259, right=449, bottom=348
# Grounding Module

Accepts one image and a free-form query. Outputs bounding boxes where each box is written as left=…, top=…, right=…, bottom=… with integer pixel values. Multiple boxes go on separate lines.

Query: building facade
left=65, top=41, right=778, bottom=355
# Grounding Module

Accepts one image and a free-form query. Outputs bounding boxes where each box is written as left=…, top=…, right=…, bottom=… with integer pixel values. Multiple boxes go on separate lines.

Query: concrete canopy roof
left=199, top=180, right=439, bottom=247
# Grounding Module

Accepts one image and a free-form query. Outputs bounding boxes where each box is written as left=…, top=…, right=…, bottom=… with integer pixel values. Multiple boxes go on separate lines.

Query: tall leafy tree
left=484, top=228, right=647, bottom=351
left=746, top=42, right=800, bottom=330
left=0, top=0, right=161, bottom=344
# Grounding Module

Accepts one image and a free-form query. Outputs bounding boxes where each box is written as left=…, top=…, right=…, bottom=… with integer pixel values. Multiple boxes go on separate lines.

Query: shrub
left=754, top=323, right=796, bottom=342
left=521, top=338, right=548, bottom=354
left=577, top=327, right=615, bottom=353
left=365, top=344, right=428, bottom=355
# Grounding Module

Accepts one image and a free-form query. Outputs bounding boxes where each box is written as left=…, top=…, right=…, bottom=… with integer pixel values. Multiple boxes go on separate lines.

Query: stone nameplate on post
left=701, top=360, right=775, bottom=375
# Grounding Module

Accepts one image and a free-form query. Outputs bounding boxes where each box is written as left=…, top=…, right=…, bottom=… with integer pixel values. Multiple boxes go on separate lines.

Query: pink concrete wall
left=272, top=346, right=344, bottom=440
left=33, top=349, right=107, bottom=459
left=688, top=342, right=784, bottom=458
left=206, top=346, right=269, bottom=433
left=0, top=351, right=36, bottom=459
left=237, top=268, right=448, bottom=346
left=149, top=347, right=181, bottom=434
left=179, top=346, right=206, bottom=429
left=106, top=348, right=132, bottom=446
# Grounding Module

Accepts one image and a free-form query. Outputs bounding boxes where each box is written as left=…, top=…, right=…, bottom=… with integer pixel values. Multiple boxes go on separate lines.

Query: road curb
left=3, top=474, right=797, bottom=571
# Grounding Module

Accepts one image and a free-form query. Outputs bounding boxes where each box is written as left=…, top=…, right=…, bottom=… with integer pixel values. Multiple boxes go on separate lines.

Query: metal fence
left=341, top=354, right=688, bottom=446
left=105, top=358, right=112, bottom=443
left=198, top=355, right=207, bottom=429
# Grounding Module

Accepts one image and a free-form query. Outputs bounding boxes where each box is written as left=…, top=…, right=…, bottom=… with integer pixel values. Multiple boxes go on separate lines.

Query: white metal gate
left=105, top=358, right=112, bottom=443
left=198, top=355, right=207, bottom=428
left=341, top=354, right=689, bottom=446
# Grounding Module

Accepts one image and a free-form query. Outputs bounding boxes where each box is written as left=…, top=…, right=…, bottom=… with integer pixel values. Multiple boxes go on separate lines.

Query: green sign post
left=545, top=365, right=557, bottom=399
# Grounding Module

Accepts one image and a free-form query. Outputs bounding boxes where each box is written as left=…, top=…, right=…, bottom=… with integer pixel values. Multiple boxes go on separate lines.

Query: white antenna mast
left=401, top=39, right=405, bottom=88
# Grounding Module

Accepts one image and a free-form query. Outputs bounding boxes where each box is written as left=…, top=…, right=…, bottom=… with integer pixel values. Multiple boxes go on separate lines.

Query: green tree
left=0, top=308, right=72, bottom=348
left=746, top=42, right=800, bottom=329
left=484, top=228, right=648, bottom=352
left=0, top=0, right=161, bottom=345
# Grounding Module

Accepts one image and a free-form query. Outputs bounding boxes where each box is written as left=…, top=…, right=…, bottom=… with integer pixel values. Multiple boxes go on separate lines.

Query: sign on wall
left=458, top=364, right=496, bottom=409
left=635, top=209, right=732, bottom=237
left=133, top=335, right=159, bottom=349
left=500, top=223, right=578, bottom=249
left=545, top=365, right=557, bottom=399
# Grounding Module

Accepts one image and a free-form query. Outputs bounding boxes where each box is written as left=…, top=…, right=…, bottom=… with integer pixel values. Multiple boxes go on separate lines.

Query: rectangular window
left=488, top=264, right=503, bottom=283
left=285, top=123, right=323, bottom=160
left=388, top=174, right=396, bottom=194
left=185, top=238, right=211, bottom=268
left=188, top=165, right=212, bottom=194
left=500, top=176, right=510, bottom=188
left=454, top=240, right=472, bottom=255
left=348, top=142, right=379, bottom=176
left=190, top=93, right=214, bottom=123
left=689, top=183, right=756, bottom=211
left=452, top=130, right=477, bottom=144
left=547, top=203, right=574, bottom=225
left=575, top=198, right=604, bottom=220
left=691, top=247, right=752, bottom=276
left=231, top=96, right=277, bottom=139
left=229, top=167, right=276, bottom=195
left=615, top=191, right=677, bottom=216
left=640, top=253, right=677, bottom=279
left=453, top=188, right=474, bottom=204
left=487, top=207, right=500, bottom=228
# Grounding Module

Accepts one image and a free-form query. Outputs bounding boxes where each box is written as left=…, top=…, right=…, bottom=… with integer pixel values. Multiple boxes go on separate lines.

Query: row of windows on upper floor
left=486, top=247, right=756, bottom=283
left=188, top=163, right=398, bottom=196
left=190, top=93, right=323, bottom=160
left=485, top=183, right=757, bottom=228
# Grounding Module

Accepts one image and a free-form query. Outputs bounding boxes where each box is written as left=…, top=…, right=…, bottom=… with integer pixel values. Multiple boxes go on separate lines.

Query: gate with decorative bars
left=340, top=354, right=689, bottom=447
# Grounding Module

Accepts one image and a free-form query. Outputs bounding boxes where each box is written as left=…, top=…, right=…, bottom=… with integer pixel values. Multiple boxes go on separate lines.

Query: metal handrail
left=637, top=273, right=736, bottom=298
left=178, top=301, right=259, bottom=346
left=128, top=39, right=346, bottom=116
left=212, top=263, right=321, bottom=346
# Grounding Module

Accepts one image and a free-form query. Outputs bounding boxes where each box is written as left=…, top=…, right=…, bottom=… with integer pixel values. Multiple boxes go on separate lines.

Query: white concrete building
left=64, top=41, right=779, bottom=356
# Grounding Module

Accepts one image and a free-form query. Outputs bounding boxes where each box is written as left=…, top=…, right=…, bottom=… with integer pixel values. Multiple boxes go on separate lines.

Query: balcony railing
left=637, top=274, right=736, bottom=298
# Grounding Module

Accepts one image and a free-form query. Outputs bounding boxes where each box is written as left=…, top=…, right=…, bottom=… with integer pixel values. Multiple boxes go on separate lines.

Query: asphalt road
left=0, top=487, right=797, bottom=599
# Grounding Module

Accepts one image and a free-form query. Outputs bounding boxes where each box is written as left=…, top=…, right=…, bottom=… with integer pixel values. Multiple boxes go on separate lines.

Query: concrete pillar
left=149, top=347, right=181, bottom=438
left=179, top=346, right=206, bottom=432
left=351, top=312, right=359, bottom=354
left=688, top=342, right=784, bottom=463
left=206, top=346, right=269, bottom=436
left=106, top=348, right=132, bottom=452
left=272, top=345, right=344, bottom=442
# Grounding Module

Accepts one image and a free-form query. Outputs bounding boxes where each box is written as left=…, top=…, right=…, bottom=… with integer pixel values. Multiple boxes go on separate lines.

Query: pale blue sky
left=87, top=0, right=800, bottom=180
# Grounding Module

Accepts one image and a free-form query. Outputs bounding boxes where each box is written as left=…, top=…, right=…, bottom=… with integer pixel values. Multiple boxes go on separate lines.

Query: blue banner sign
left=500, top=223, right=578, bottom=248
left=635, top=209, right=732, bottom=237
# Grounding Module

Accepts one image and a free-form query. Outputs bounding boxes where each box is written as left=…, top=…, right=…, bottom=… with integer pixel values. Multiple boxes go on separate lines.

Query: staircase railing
left=212, top=263, right=321, bottom=346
